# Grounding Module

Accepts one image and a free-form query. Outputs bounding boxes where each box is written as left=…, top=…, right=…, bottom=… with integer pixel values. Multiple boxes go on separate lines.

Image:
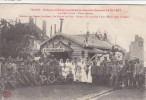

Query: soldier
left=134, top=59, right=141, bottom=88
left=99, top=62, right=104, bottom=85
left=91, top=60, right=98, bottom=85
left=109, top=62, right=114, bottom=87
left=121, top=60, right=128, bottom=88
left=102, top=62, right=107, bottom=86
left=103, top=57, right=108, bottom=67
left=66, top=70, right=73, bottom=84
left=139, top=65, right=145, bottom=89
left=127, top=61, right=134, bottom=88
left=96, top=57, right=101, bottom=85
left=98, top=62, right=102, bottom=85
left=106, top=62, right=112, bottom=86
left=112, top=61, right=122, bottom=90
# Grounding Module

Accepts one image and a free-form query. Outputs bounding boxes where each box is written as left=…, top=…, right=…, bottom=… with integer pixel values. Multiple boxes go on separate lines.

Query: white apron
left=71, top=64, right=76, bottom=81
left=80, top=63, right=87, bottom=82
left=87, top=65, right=92, bottom=83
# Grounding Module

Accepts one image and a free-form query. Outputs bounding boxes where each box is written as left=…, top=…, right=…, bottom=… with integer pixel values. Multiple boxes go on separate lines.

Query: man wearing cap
left=112, top=61, right=122, bottom=89
left=134, top=59, right=143, bottom=88
left=121, top=60, right=129, bottom=88
left=106, top=62, right=112, bottom=86
left=127, top=61, right=134, bottom=88
left=96, top=57, right=101, bottom=85
left=91, top=60, right=98, bottom=85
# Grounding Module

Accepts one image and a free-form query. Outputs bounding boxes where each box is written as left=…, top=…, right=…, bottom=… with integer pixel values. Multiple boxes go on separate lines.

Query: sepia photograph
left=0, top=4, right=145, bottom=100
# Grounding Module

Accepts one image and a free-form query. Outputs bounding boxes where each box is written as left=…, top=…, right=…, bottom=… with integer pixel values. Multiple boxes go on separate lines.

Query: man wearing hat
left=121, top=60, right=129, bottom=88
left=112, top=61, right=122, bottom=89
left=91, top=60, right=98, bottom=85
left=106, top=61, right=112, bottom=86
left=127, top=61, right=134, bottom=88
left=96, top=57, right=101, bottom=85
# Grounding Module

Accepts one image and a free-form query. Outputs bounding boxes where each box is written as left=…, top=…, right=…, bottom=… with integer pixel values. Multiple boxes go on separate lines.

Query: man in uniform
left=91, top=61, right=98, bottom=85
left=121, top=60, right=128, bottom=88
left=127, top=61, right=134, bottom=88
left=112, top=61, right=122, bottom=90
left=134, top=59, right=143, bottom=88
left=96, top=57, right=101, bottom=85
left=106, top=62, right=112, bottom=86
left=99, top=62, right=104, bottom=85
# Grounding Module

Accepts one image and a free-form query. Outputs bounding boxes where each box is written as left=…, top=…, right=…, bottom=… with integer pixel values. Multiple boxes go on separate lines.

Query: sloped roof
left=40, top=33, right=124, bottom=51
left=89, top=48, right=107, bottom=54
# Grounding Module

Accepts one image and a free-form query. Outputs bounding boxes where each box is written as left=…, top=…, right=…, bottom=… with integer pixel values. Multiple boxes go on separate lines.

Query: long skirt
left=80, top=69, right=87, bottom=82
left=87, top=70, right=92, bottom=83
left=72, top=70, right=76, bottom=81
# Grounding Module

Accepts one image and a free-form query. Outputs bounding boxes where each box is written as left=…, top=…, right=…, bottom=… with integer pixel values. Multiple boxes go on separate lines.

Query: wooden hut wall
left=40, top=35, right=89, bottom=59
left=58, top=35, right=85, bottom=58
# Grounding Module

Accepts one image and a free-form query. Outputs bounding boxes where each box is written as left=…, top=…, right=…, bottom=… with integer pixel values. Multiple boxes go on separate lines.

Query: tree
left=0, top=19, right=36, bottom=59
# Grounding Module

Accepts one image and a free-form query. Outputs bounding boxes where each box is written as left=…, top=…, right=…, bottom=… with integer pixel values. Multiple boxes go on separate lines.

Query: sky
left=0, top=4, right=145, bottom=53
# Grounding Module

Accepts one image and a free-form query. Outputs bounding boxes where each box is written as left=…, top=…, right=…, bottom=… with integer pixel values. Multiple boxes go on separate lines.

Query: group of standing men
left=59, top=57, right=145, bottom=89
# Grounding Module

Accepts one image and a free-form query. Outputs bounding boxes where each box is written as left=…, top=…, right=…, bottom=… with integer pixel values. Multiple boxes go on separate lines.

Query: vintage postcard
left=0, top=4, right=145, bottom=100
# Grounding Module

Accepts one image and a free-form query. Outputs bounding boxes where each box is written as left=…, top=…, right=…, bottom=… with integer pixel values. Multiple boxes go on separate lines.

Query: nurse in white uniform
left=80, top=60, right=87, bottom=83
left=71, top=61, right=76, bottom=81
left=87, top=61, right=93, bottom=83
left=65, top=59, right=71, bottom=75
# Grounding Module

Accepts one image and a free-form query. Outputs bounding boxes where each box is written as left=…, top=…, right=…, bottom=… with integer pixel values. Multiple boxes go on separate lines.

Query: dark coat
left=91, top=65, right=98, bottom=75
left=121, top=65, right=128, bottom=76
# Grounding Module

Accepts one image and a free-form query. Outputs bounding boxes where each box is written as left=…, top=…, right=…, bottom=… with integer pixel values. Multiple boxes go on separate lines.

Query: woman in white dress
left=76, top=60, right=81, bottom=82
left=87, top=61, right=93, bottom=84
left=59, top=59, right=67, bottom=79
left=65, top=59, right=71, bottom=75
left=80, top=60, right=88, bottom=83
left=59, top=59, right=64, bottom=67
left=71, top=61, right=76, bottom=82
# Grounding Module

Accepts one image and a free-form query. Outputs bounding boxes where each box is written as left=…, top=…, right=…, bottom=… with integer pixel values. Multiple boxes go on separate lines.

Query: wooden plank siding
left=40, top=35, right=90, bottom=59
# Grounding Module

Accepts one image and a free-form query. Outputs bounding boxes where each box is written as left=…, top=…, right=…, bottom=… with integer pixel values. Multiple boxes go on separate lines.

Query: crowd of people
left=59, top=57, right=145, bottom=90
left=0, top=55, right=145, bottom=90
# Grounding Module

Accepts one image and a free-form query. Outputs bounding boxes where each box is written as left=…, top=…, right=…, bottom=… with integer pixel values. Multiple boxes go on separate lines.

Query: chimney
left=86, top=31, right=90, bottom=42
left=29, top=17, right=34, bottom=24
left=60, top=18, right=64, bottom=33
left=54, top=24, right=56, bottom=35
left=135, top=35, right=139, bottom=41
left=42, top=20, right=46, bottom=36
left=50, top=25, right=52, bottom=37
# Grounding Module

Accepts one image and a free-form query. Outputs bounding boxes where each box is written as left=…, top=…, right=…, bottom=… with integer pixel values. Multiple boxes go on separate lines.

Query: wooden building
left=40, top=32, right=124, bottom=61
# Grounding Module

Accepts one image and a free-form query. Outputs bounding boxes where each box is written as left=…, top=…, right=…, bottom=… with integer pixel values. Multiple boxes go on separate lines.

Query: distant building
left=129, top=35, right=144, bottom=64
